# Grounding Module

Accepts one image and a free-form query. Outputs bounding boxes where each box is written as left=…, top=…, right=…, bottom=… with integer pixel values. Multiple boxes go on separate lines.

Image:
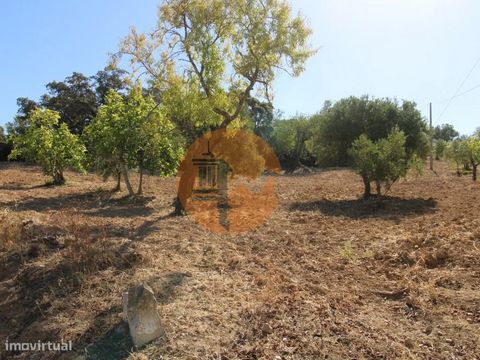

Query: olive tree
left=310, top=97, right=428, bottom=166
left=116, top=0, right=314, bottom=130
left=349, top=129, right=413, bottom=199
left=445, top=139, right=469, bottom=176
left=465, top=136, right=480, bottom=181
left=9, top=109, right=86, bottom=184
left=84, top=86, right=182, bottom=196
left=270, top=116, right=314, bottom=171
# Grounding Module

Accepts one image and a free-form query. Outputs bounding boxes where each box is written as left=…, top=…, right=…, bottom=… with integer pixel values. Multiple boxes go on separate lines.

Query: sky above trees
left=1, top=0, right=479, bottom=135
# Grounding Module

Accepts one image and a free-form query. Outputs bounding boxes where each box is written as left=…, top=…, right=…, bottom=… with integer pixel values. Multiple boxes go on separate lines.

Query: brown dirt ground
left=0, top=161, right=479, bottom=360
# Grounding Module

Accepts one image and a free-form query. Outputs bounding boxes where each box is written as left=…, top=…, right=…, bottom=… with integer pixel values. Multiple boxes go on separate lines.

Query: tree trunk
left=375, top=180, right=381, bottom=195
left=53, top=171, right=65, bottom=185
left=473, top=164, right=477, bottom=181
left=121, top=163, right=135, bottom=196
left=113, top=171, right=121, bottom=192
left=137, top=150, right=145, bottom=195
left=174, top=196, right=186, bottom=215
left=137, top=165, right=144, bottom=195
left=456, top=162, right=461, bottom=176
left=362, top=175, right=371, bottom=199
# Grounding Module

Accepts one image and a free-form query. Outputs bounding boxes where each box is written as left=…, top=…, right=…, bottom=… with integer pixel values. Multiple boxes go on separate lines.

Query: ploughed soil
left=0, top=161, right=479, bottom=359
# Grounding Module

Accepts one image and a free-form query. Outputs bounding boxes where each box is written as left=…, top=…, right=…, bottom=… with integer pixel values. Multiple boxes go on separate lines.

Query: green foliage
left=158, top=75, right=221, bottom=144
left=247, top=97, right=274, bottom=141
left=310, top=96, right=428, bottom=166
left=40, top=72, right=98, bottom=135
left=118, top=0, right=314, bottom=129
left=84, top=85, right=183, bottom=195
left=6, top=97, right=38, bottom=137
left=445, top=139, right=469, bottom=175
left=445, top=137, right=480, bottom=180
left=465, top=136, right=480, bottom=163
left=0, top=126, right=10, bottom=162
left=9, top=109, right=86, bottom=184
left=465, top=136, right=480, bottom=181
left=270, top=116, right=314, bottom=170
left=7, top=69, right=130, bottom=139
left=434, top=139, right=447, bottom=160
left=93, top=67, right=130, bottom=105
left=433, top=123, right=459, bottom=142
left=349, top=129, right=412, bottom=198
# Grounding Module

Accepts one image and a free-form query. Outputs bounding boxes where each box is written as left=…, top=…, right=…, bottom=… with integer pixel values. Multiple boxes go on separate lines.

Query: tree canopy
left=465, top=136, right=480, bottom=181
left=270, top=116, right=314, bottom=171
left=117, top=0, right=314, bottom=131
left=445, top=138, right=469, bottom=176
left=84, top=85, right=183, bottom=195
left=349, top=129, right=413, bottom=199
left=8, top=109, right=86, bottom=184
left=40, top=72, right=98, bottom=135
left=433, top=123, right=459, bottom=142
left=6, top=68, right=130, bottom=138
left=309, top=96, right=428, bottom=166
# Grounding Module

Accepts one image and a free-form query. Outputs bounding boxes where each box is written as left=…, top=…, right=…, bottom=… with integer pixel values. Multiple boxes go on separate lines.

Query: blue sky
left=1, top=0, right=479, bottom=135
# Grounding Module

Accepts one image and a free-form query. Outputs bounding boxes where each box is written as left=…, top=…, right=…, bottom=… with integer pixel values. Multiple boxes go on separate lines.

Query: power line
left=433, top=83, right=480, bottom=106
left=436, top=56, right=480, bottom=122
left=452, top=83, right=480, bottom=99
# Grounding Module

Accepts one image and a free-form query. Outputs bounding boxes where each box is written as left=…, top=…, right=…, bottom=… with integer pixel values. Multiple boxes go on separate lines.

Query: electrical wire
left=436, top=56, right=480, bottom=122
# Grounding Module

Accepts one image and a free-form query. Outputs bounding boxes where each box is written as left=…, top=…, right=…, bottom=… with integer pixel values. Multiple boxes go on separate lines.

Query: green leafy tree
left=93, top=67, right=130, bottom=105
left=445, top=139, right=469, bottom=176
left=433, top=123, right=459, bottom=141
left=247, top=97, right=274, bottom=140
left=7, top=70, right=130, bottom=139
left=0, top=126, right=10, bottom=161
left=434, top=139, right=447, bottom=160
left=40, top=72, right=98, bottom=135
left=349, top=129, right=412, bottom=199
left=6, top=97, right=38, bottom=137
left=310, top=96, right=428, bottom=166
left=117, top=0, right=314, bottom=130
left=270, top=116, right=314, bottom=171
left=465, top=136, right=480, bottom=181
left=9, top=109, right=86, bottom=184
left=84, top=86, right=182, bottom=196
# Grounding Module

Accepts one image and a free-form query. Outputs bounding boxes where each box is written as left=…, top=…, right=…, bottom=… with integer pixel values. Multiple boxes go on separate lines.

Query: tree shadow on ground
left=0, top=226, right=142, bottom=349
left=0, top=189, right=156, bottom=218
left=78, top=272, right=190, bottom=359
left=289, top=196, right=437, bottom=219
left=83, top=314, right=133, bottom=360
left=0, top=183, right=52, bottom=191
left=148, top=271, right=192, bottom=304
left=133, top=212, right=177, bottom=239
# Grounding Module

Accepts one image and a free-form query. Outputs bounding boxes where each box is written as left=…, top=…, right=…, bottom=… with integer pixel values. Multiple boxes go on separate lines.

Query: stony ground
left=0, top=162, right=479, bottom=360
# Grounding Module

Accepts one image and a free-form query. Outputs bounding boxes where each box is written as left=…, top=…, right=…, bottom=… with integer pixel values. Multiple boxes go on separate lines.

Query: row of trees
left=265, top=98, right=480, bottom=198
left=1, top=0, right=474, bottom=200
left=2, top=0, right=315, bottom=196
left=268, top=96, right=428, bottom=171
left=444, top=137, right=480, bottom=181
left=8, top=85, right=183, bottom=195
left=6, top=69, right=129, bottom=137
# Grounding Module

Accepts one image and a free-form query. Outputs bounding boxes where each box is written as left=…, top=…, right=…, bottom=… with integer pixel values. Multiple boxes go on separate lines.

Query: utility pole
left=429, top=102, right=433, bottom=171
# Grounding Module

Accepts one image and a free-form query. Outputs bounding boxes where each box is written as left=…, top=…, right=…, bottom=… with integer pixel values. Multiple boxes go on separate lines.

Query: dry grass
left=0, top=209, right=23, bottom=251
left=0, top=162, right=479, bottom=359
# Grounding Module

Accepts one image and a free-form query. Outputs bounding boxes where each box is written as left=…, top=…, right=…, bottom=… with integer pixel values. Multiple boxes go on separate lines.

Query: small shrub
left=339, top=240, right=357, bottom=260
